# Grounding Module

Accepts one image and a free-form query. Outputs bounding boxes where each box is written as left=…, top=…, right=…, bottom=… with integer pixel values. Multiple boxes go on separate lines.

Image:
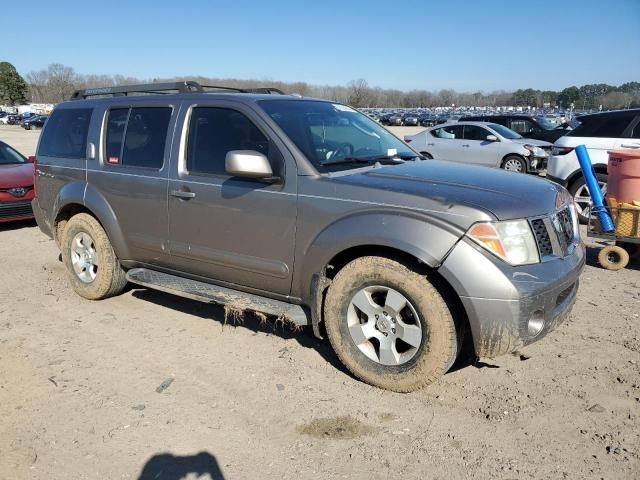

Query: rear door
left=87, top=102, right=176, bottom=264
left=461, top=124, right=500, bottom=166
left=428, top=125, right=465, bottom=161
left=166, top=101, right=297, bottom=295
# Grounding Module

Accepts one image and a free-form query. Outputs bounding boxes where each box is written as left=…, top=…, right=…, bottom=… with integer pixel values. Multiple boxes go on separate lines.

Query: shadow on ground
left=131, top=287, right=349, bottom=375
left=138, top=451, right=224, bottom=480
left=131, top=286, right=481, bottom=381
left=0, top=219, right=37, bottom=232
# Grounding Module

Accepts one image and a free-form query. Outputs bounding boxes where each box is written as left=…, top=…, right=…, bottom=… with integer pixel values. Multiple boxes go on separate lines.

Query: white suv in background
left=547, top=109, right=640, bottom=222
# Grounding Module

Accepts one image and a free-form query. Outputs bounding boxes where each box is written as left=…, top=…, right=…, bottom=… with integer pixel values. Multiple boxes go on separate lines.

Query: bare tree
left=347, top=79, right=372, bottom=108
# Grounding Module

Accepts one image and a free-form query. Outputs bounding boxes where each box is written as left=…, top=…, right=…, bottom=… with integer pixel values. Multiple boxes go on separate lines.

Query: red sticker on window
left=107, top=156, right=119, bottom=164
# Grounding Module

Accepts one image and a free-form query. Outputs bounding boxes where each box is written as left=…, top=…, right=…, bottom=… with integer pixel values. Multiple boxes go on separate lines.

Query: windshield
left=0, top=142, right=26, bottom=164
left=487, top=123, right=522, bottom=140
left=258, top=100, right=417, bottom=172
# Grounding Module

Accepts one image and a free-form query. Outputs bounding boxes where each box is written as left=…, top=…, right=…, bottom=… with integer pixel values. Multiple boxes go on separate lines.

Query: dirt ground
left=1, top=125, right=639, bottom=479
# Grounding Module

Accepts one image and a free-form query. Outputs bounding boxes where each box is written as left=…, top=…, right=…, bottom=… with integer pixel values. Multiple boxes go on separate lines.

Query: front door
left=167, top=102, right=297, bottom=295
left=461, top=124, right=499, bottom=166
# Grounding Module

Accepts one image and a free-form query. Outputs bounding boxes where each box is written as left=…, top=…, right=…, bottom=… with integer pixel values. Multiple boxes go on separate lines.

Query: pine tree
left=0, top=62, right=28, bottom=105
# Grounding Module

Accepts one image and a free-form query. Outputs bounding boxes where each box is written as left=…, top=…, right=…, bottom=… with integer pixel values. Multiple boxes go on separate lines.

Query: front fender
left=294, top=211, right=464, bottom=304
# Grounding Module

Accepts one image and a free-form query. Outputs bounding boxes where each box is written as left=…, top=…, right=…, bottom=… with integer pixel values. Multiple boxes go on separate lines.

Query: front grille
left=530, top=206, right=575, bottom=259
left=0, top=202, right=33, bottom=218
left=531, top=219, right=553, bottom=256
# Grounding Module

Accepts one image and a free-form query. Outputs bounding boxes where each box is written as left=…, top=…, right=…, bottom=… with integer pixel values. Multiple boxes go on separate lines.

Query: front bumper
left=0, top=200, right=34, bottom=223
left=439, top=238, right=585, bottom=358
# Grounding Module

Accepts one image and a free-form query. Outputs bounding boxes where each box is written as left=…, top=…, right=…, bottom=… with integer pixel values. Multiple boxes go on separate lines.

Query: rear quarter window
left=38, top=108, right=92, bottom=158
left=568, top=113, right=635, bottom=138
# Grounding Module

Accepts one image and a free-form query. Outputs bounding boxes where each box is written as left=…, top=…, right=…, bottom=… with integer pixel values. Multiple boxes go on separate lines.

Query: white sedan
left=404, top=121, right=552, bottom=173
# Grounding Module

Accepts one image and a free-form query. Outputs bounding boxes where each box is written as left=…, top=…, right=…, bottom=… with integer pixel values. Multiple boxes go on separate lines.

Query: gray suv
left=31, top=82, right=585, bottom=392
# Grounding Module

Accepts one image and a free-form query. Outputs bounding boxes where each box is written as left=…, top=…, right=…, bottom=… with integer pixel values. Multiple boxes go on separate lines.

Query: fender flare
left=53, top=182, right=131, bottom=260
left=294, top=210, right=464, bottom=306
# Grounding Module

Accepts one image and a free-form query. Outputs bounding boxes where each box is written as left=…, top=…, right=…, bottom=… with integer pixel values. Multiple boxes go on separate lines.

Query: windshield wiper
left=322, top=154, right=421, bottom=167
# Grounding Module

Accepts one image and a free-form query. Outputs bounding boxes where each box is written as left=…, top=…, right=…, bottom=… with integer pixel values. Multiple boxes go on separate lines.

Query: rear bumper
left=0, top=201, right=34, bottom=223
left=31, top=199, right=54, bottom=238
left=439, top=238, right=585, bottom=358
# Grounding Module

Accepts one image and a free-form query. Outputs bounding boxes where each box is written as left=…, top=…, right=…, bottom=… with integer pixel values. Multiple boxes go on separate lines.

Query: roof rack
left=69, top=81, right=286, bottom=100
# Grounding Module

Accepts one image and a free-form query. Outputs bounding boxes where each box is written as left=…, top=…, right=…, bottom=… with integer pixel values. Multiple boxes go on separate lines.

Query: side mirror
left=225, top=150, right=275, bottom=180
left=486, top=135, right=498, bottom=142
left=26, top=155, right=36, bottom=163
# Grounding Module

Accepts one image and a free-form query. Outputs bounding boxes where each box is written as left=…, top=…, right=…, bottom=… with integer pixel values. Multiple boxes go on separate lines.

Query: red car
left=0, top=140, right=35, bottom=223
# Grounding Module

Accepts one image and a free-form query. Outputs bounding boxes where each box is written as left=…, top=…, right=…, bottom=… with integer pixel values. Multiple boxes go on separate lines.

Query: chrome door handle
left=621, top=143, right=640, bottom=148
left=170, top=189, right=196, bottom=199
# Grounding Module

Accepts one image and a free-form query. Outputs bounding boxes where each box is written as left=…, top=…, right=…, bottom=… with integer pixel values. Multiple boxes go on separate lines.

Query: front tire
left=323, top=256, right=457, bottom=392
left=502, top=155, right=527, bottom=173
left=61, top=213, right=127, bottom=300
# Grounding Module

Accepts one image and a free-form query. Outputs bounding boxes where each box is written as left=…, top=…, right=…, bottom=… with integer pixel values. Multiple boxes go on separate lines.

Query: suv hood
left=329, top=160, right=562, bottom=221
left=0, top=163, right=34, bottom=188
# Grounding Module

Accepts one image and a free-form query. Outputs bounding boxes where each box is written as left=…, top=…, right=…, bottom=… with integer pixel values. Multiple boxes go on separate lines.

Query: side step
left=126, top=268, right=309, bottom=326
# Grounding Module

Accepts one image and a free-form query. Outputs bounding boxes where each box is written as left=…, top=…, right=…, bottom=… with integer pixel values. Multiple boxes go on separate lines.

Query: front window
left=487, top=123, right=522, bottom=140
left=0, top=142, right=26, bottom=164
left=258, top=100, right=417, bottom=172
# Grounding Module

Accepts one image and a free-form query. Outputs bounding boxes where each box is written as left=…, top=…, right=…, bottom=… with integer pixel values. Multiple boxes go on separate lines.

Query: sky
left=2, top=0, right=639, bottom=92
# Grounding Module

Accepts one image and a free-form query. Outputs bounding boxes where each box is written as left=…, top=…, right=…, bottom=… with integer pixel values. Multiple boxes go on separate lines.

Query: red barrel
left=607, top=149, right=640, bottom=204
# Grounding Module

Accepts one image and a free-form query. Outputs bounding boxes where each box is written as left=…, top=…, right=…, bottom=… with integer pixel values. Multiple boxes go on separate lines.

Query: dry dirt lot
left=0, top=125, right=639, bottom=479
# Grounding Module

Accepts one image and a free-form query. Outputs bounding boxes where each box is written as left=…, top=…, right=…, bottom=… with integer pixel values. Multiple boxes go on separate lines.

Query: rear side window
left=38, top=108, right=92, bottom=158
left=186, top=107, right=270, bottom=176
left=631, top=117, right=640, bottom=139
left=431, top=125, right=464, bottom=139
left=568, top=113, right=635, bottom=138
left=104, top=107, right=172, bottom=169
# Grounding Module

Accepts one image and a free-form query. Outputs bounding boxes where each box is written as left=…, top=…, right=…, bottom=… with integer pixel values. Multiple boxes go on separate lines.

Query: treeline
left=5, top=62, right=640, bottom=109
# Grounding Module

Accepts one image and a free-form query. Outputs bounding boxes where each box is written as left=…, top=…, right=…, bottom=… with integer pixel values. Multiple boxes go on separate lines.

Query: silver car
left=405, top=121, right=552, bottom=173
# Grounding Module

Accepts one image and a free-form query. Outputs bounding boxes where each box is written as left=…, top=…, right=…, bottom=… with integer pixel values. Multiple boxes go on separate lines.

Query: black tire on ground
left=420, top=152, right=433, bottom=159
left=597, top=245, right=629, bottom=271
left=569, top=172, right=608, bottom=224
left=501, top=155, right=527, bottom=173
left=61, top=213, right=128, bottom=300
left=323, top=256, right=458, bottom=393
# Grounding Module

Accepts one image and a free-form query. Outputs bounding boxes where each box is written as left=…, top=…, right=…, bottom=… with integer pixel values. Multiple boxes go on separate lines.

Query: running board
left=126, top=268, right=309, bottom=326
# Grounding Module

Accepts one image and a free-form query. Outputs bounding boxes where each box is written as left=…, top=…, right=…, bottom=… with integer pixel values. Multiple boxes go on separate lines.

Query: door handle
left=170, top=189, right=196, bottom=199
left=427, top=142, right=435, bottom=146
left=462, top=144, right=470, bottom=147
left=621, top=143, right=640, bottom=149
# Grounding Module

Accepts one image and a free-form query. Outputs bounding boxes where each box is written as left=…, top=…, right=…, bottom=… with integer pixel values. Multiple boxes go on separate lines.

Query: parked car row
left=0, top=111, right=47, bottom=128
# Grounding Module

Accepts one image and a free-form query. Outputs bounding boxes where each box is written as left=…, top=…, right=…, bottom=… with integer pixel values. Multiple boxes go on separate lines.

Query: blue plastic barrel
left=575, top=144, right=615, bottom=232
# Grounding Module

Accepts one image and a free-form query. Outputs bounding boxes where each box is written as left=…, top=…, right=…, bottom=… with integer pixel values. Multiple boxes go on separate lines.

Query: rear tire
left=61, top=213, right=127, bottom=300
left=598, top=245, right=629, bottom=271
left=323, top=256, right=457, bottom=392
left=569, top=173, right=607, bottom=224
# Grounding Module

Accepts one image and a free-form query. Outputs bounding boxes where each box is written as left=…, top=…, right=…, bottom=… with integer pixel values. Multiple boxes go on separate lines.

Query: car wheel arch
left=54, top=184, right=130, bottom=260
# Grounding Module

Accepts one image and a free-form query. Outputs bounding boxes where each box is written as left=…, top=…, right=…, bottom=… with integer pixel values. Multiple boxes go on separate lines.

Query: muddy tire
left=598, top=245, right=629, bottom=271
left=61, top=213, right=127, bottom=300
left=323, top=256, right=457, bottom=392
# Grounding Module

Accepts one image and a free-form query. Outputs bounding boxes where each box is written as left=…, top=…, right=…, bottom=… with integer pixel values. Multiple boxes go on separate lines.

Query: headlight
left=523, top=144, right=547, bottom=157
left=467, top=220, right=539, bottom=265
